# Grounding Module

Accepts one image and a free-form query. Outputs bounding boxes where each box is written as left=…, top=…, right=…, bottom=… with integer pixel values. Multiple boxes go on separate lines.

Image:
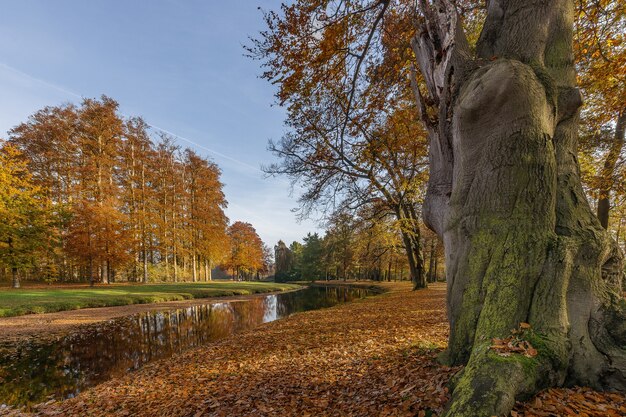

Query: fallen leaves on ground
left=513, top=386, right=626, bottom=417
left=490, top=323, right=538, bottom=358
left=2, top=281, right=624, bottom=417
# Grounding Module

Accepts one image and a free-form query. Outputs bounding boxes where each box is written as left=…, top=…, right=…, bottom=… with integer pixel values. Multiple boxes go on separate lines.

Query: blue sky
left=0, top=0, right=320, bottom=246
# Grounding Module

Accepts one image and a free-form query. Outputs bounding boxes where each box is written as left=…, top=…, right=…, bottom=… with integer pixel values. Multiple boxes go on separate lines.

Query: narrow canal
left=0, top=285, right=376, bottom=407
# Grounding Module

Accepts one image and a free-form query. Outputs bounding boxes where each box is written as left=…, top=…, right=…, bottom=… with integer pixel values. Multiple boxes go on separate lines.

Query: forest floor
left=3, top=281, right=625, bottom=417
left=0, top=281, right=299, bottom=319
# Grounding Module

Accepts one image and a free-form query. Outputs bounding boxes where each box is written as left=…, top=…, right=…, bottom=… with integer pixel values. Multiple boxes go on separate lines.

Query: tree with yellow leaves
left=576, top=0, right=626, bottom=230
left=0, top=142, right=52, bottom=288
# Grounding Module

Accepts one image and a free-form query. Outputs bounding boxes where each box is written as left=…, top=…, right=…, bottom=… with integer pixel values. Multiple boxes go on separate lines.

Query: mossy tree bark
left=411, top=1, right=626, bottom=415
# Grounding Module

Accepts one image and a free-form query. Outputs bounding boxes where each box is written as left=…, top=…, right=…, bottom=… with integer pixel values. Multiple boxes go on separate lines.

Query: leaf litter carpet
left=6, top=282, right=625, bottom=417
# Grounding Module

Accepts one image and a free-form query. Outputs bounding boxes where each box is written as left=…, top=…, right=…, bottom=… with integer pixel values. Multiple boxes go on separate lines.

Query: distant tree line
left=274, top=208, right=443, bottom=283
left=0, top=96, right=268, bottom=287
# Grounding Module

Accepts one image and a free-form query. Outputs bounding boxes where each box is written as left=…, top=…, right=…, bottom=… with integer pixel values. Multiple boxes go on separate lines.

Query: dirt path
left=0, top=289, right=300, bottom=343
left=4, top=282, right=625, bottom=416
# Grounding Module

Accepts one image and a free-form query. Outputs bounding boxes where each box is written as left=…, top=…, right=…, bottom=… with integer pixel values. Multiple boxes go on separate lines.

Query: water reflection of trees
left=0, top=286, right=372, bottom=407
left=274, top=286, right=369, bottom=318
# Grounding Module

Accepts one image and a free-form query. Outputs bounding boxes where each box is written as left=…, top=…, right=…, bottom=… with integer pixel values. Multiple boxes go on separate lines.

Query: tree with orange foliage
left=224, top=222, right=265, bottom=281
left=251, top=4, right=430, bottom=288
left=120, top=116, right=156, bottom=283
left=183, top=149, right=230, bottom=281
left=7, top=97, right=231, bottom=284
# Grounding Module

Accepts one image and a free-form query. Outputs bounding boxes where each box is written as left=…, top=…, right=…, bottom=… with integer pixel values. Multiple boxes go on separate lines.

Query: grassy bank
left=0, top=281, right=301, bottom=317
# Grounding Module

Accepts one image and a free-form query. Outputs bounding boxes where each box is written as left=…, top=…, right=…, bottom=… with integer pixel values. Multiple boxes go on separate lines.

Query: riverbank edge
left=0, top=284, right=303, bottom=344
left=308, top=279, right=402, bottom=293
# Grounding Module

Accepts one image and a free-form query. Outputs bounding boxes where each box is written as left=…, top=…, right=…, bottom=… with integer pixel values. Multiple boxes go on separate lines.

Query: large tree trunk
left=412, top=1, right=626, bottom=416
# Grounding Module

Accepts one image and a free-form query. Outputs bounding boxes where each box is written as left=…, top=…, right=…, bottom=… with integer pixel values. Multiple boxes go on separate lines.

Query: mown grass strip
left=0, top=282, right=301, bottom=317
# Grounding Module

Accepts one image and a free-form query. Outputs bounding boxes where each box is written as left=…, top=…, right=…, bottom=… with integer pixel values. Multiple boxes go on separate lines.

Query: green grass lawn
left=0, top=281, right=302, bottom=317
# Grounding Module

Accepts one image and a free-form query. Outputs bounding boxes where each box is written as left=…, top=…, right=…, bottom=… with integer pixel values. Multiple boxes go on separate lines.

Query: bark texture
left=412, top=1, right=626, bottom=416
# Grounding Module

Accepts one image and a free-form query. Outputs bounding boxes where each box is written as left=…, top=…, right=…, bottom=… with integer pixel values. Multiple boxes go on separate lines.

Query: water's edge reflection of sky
left=0, top=285, right=374, bottom=407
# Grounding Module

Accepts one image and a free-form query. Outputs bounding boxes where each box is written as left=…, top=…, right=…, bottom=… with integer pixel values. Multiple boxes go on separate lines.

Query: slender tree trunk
left=412, top=1, right=625, bottom=415
left=394, top=258, right=398, bottom=281
left=192, top=253, right=197, bottom=282
left=597, top=109, right=626, bottom=229
left=88, top=257, right=94, bottom=287
left=165, top=248, right=169, bottom=281
left=173, top=251, right=178, bottom=283
left=11, top=267, right=19, bottom=289
left=143, top=248, right=148, bottom=283
left=101, top=261, right=108, bottom=284
left=7, top=238, right=20, bottom=289
left=107, top=260, right=112, bottom=283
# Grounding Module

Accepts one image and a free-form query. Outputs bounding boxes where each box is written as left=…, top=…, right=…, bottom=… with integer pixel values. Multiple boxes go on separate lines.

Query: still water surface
left=0, top=285, right=374, bottom=407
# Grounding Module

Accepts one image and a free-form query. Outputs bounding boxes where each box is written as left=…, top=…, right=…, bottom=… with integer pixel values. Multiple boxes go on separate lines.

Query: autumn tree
left=351, top=205, right=408, bottom=281
left=7, top=104, right=79, bottom=280
left=0, top=143, right=52, bottom=288
left=184, top=149, right=230, bottom=282
left=151, top=137, right=184, bottom=281
left=7, top=97, right=231, bottom=285
left=575, top=0, right=626, bottom=230
left=120, top=117, right=155, bottom=282
left=224, top=222, right=265, bottom=280
left=251, top=3, right=430, bottom=288
left=255, top=1, right=626, bottom=415
left=322, top=212, right=356, bottom=281
left=72, top=97, right=130, bottom=283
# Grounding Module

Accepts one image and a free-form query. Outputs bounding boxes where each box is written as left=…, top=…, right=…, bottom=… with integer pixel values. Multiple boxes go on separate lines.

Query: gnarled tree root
left=442, top=302, right=626, bottom=417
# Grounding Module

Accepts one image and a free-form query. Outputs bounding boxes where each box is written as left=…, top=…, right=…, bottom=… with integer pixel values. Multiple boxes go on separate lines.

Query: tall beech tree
left=255, top=1, right=626, bottom=415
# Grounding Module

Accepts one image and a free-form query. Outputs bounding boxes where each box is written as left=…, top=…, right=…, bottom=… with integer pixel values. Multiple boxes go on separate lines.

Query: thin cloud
left=146, top=123, right=262, bottom=173
left=0, top=62, right=82, bottom=99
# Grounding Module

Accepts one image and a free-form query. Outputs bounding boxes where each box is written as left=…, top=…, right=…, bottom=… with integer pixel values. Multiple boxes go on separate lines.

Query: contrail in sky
left=146, top=123, right=262, bottom=173
left=0, top=62, right=82, bottom=99
left=0, top=61, right=262, bottom=173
